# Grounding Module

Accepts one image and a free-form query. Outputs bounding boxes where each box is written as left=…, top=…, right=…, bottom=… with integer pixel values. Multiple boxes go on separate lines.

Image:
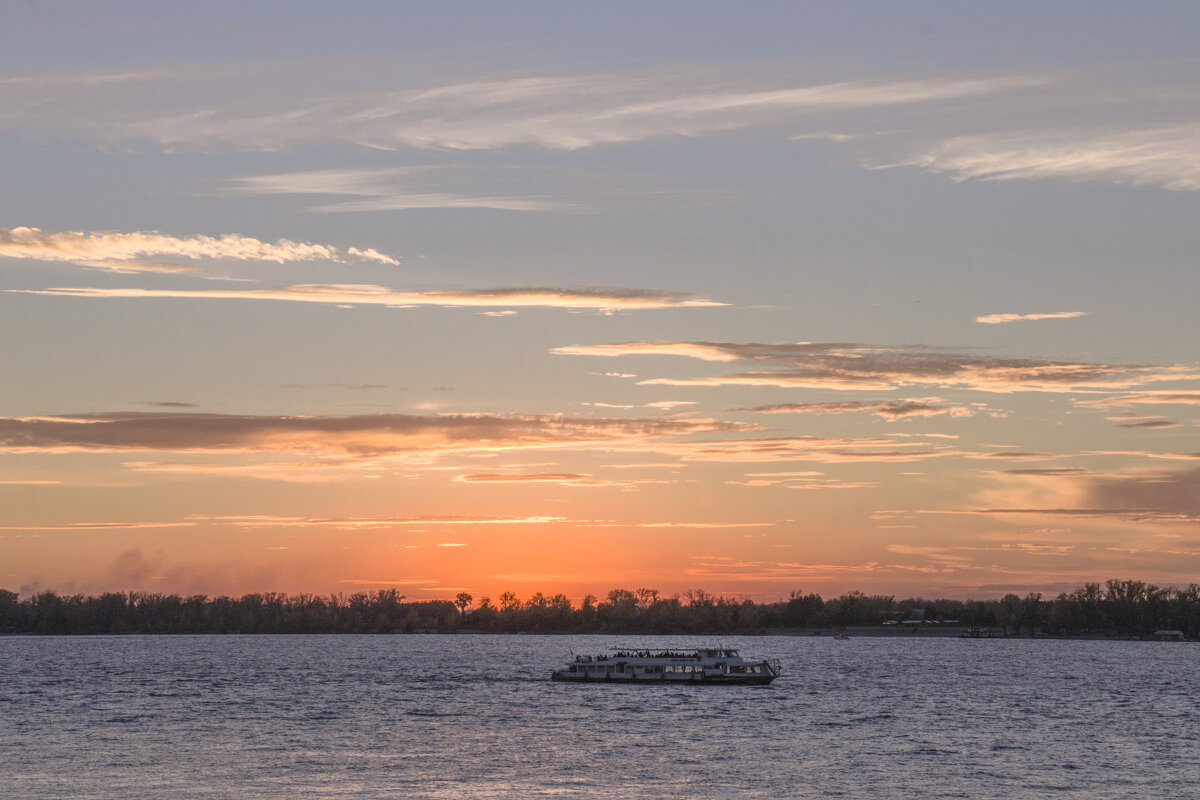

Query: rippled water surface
left=3, top=635, right=1198, bottom=799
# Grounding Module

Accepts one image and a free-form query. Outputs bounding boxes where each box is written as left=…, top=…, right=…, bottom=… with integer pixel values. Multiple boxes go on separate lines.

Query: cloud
left=338, top=578, right=443, bottom=586
left=683, top=558, right=893, bottom=581
left=188, top=514, right=565, bottom=529
left=967, top=452, right=1065, bottom=461
left=230, top=166, right=570, bottom=213
left=997, top=468, right=1094, bottom=476
left=1114, top=419, right=1181, bottom=429
left=0, top=411, right=750, bottom=459
left=1084, top=466, right=1200, bottom=517
left=644, top=436, right=961, bottom=464
left=743, top=399, right=973, bottom=419
left=1, top=410, right=960, bottom=466
left=889, top=126, right=1200, bottom=192
left=599, top=462, right=683, bottom=469
left=229, top=164, right=696, bottom=214
left=13, top=284, right=724, bottom=311
left=1084, top=451, right=1200, bottom=461
left=555, top=340, right=1198, bottom=393
left=454, top=472, right=614, bottom=487
left=553, top=341, right=831, bottom=362
left=0, top=226, right=398, bottom=270
left=634, top=522, right=776, bottom=529
left=0, top=521, right=196, bottom=531
left=122, top=459, right=387, bottom=483
left=1076, top=391, right=1200, bottom=408
left=281, top=383, right=385, bottom=390
left=12, top=65, right=1046, bottom=152
left=921, top=466, right=1200, bottom=526
left=0, top=70, right=158, bottom=89
left=727, top=476, right=875, bottom=489
left=976, top=311, right=1089, bottom=324
left=928, top=508, right=1200, bottom=524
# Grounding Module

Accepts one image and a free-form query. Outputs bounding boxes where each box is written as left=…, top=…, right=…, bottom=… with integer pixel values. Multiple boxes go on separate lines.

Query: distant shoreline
left=4, top=581, right=1195, bottom=640
left=3, top=627, right=1191, bottom=641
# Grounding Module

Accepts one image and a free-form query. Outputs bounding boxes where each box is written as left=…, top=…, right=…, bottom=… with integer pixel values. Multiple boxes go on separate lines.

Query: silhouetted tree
left=454, top=592, right=472, bottom=620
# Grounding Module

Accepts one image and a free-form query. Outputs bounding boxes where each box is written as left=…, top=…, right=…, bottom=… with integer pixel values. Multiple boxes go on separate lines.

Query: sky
left=2, top=2, right=1199, bottom=602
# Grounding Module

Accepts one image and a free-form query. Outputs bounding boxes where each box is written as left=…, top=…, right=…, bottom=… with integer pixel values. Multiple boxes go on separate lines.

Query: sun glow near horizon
left=2, top=4, right=1199, bottom=602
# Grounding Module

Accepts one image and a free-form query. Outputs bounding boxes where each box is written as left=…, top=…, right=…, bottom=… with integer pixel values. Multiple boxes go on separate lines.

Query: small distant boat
left=550, top=647, right=780, bottom=685
left=832, top=633, right=850, bottom=640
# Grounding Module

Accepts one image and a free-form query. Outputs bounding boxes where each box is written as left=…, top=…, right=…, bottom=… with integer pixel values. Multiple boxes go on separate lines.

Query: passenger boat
left=550, top=647, right=781, bottom=685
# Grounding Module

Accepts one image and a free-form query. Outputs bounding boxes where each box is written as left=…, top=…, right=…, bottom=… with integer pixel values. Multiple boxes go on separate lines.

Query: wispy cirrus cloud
left=0, top=226, right=398, bottom=272
left=976, top=311, right=1089, bottom=324
left=6, top=65, right=1047, bottom=152
left=229, top=164, right=689, bottom=214
left=888, top=125, right=1200, bottom=192
left=742, top=399, right=973, bottom=419
left=12, top=284, right=724, bottom=311
left=555, top=340, right=1198, bottom=393
left=230, top=166, right=570, bottom=213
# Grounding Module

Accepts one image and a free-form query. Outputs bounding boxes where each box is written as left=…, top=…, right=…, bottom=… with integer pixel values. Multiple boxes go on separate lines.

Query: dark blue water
left=2, top=635, right=1197, bottom=799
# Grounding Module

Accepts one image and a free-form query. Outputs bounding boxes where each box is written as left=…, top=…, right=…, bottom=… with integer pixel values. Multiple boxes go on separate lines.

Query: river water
left=2, top=635, right=1197, bottom=799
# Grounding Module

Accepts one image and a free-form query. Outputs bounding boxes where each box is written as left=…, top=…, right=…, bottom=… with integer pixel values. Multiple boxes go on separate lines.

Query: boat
left=550, top=647, right=781, bottom=685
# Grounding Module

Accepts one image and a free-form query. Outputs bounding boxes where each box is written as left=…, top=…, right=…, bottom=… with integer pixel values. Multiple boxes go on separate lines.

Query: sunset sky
left=2, top=2, right=1198, bottom=602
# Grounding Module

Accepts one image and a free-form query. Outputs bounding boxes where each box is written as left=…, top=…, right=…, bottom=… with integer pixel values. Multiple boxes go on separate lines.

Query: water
left=2, top=635, right=1197, bottom=799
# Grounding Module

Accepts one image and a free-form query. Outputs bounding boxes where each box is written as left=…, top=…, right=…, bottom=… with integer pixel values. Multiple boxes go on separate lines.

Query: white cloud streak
left=230, top=166, right=567, bottom=213
left=889, top=126, right=1200, bottom=192
left=976, top=311, right=1089, bottom=324
left=0, top=226, right=398, bottom=268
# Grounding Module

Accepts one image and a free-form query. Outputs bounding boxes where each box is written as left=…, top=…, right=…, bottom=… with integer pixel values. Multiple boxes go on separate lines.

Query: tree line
left=1, top=579, right=1197, bottom=638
